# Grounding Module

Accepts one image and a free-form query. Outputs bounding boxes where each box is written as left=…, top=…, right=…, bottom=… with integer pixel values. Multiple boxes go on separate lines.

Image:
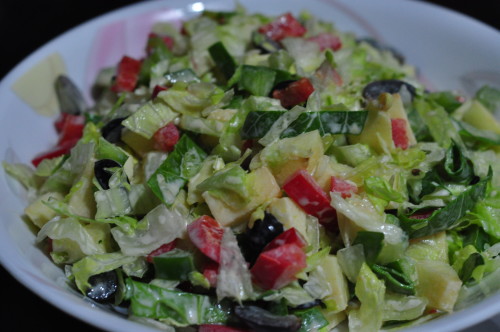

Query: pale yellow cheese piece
left=11, top=53, right=66, bottom=116
left=415, top=260, right=462, bottom=312
left=203, top=166, right=280, bottom=226
left=267, top=197, right=308, bottom=238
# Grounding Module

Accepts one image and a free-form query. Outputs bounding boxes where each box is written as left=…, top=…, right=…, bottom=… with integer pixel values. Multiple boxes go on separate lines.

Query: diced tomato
left=308, top=33, right=342, bottom=51
left=330, top=176, right=358, bottom=198
left=31, top=138, right=79, bottom=167
left=57, top=114, right=85, bottom=146
left=153, top=122, right=180, bottom=152
left=111, top=56, right=141, bottom=93
left=250, top=243, right=306, bottom=290
left=199, top=325, right=247, bottom=332
left=202, top=261, right=219, bottom=288
left=152, top=85, right=168, bottom=99
left=187, top=215, right=224, bottom=263
left=146, top=239, right=177, bottom=263
left=391, top=118, right=409, bottom=150
left=263, top=228, right=307, bottom=252
left=258, top=12, right=306, bottom=42
left=272, top=77, right=315, bottom=109
left=283, top=170, right=337, bottom=224
left=146, top=33, right=174, bottom=54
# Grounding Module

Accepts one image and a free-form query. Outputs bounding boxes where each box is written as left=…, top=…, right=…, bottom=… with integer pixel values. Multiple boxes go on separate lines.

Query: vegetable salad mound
left=4, top=6, right=500, bottom=332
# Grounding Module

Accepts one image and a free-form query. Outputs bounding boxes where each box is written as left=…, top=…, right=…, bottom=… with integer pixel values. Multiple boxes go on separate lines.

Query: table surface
left=0, top=1, right=498, bottom=331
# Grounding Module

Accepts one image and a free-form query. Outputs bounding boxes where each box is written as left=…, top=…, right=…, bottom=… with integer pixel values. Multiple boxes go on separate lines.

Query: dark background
left=0, top=1, right=498, bottom=331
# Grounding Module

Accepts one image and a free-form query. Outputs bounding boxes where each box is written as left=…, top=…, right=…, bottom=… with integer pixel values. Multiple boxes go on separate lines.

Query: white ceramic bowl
left=1, top=1, right=499, bottom=331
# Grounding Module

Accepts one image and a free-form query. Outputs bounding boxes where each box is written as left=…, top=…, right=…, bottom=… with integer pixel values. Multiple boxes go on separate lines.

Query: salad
left=4, top=6, right=500, bottom=332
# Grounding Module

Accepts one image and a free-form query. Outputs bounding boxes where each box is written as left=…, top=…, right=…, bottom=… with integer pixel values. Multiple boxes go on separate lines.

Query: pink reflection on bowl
left=84, top=7, right=184, bottom=101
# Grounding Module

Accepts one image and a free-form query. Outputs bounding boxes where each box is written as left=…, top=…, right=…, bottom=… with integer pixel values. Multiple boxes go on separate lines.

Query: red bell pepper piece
left=202, top=261, right=219, bottom=288
left=54, top=112, right=70, bottom=133
left=330, top=176, right=358, bottom=199
left=151, top=85, right=168, bottom=99
left=391, top=118, right=409, bottom=150
left=31, top=138, right=79, bottom=167
left=57, top=114, right=85, bottom=146
left=111, top=56, right=141, bottom=93
left=258, top=12, right=306, bottom=42
left=263, top=228, right=307, bottom=252
left=187, top=215, right=224, bottom=263
left=272, top=77, right=314, bottom=109
left=308, top=33, right=342, bottom=51
left=283, top=170, right=337, bottom=224
left=250, top=243, right=306, bottom=290
left=145, top=239, right=177, bottom=263
left=153, top=122, right=180, bottom=152
left=199, top=325, right=247, bottom=332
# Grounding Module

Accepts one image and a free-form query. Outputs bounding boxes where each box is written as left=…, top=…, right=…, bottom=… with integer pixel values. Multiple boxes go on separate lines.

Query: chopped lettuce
left=122, top=100, right=177, bottom=139
left=216, top=228, right=254, bottom=302
left=124, top=279, right=227, bottom=326
left=72, top=252, right=140, bottom=292
left=349, top=263, right=385, bottom=332
left=111, top=204, right=187, bottom=256
left=37, top=217, right=111, bottom=262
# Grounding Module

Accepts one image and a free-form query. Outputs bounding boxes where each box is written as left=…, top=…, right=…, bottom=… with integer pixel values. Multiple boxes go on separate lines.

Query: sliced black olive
left=55, top=75, right=87, bottom=115
left=362, top=79, right=416, bottom=101
left=101, top=117, right=126, bottom=144
left=252, top=31, right=282, bottom=54
left=271, top=79, right=297, bottom=93
left=234, top=305, right=301, bottom=332
left=293, top=299, right=325, bottom=310
left=86, top=270, right=118, bottom=304
left=357, top=37, right=405, bottom=64
left=238, top=212, right=284, bottom=265
left=94, top=159, right=122, bottom=190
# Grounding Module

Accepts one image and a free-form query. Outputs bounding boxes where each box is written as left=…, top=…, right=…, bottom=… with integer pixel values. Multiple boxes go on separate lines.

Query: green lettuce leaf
left=124, top=279, right=227, bottom=326
left=121, top=100, right=177, bottom=139
left=72, top=252, right=139, bottom=293
left=241, top=110, right=368, bottom=140
left=349, top=263, right=385, bottom=332
left=475, top=85, right=500, bottom=113
left=147, top=134, right=207, bottom=205
left=110, top=204, right=187, bottom=256
left=414, top=97, right=463, bottom=148
left=196, top=165, right=250, bottom=209
left=400, top=170, right=491, bottom=239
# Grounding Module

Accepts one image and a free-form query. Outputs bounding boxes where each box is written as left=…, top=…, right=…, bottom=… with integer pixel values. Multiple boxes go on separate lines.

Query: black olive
left=238, top=212, right=284, bottom=265
left=234, top=305, right=301, bottom=332
left=94, top=159, right=122, bottom=190
left=411, top=169, right=421, bottom=176
left=55, top=75, right=87, bottom=115
left=470, top=175, right=480, bottom=185
left=362, top=79, right=416, bottom=101
left=357, top=37, right=405, bottom=64
left=101, top=117, right=126, bottom=144
left=85, top=271, right=118, bottom=304
left=293, top=299, right=325, bottom=310
left=271, top=79, right=297, bottom=92
left=252, top=31, right=282, bottom=54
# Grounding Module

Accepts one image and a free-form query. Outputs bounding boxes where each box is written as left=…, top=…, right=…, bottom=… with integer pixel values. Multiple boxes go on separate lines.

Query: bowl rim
left=1, top=1, right=500, bottom=332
